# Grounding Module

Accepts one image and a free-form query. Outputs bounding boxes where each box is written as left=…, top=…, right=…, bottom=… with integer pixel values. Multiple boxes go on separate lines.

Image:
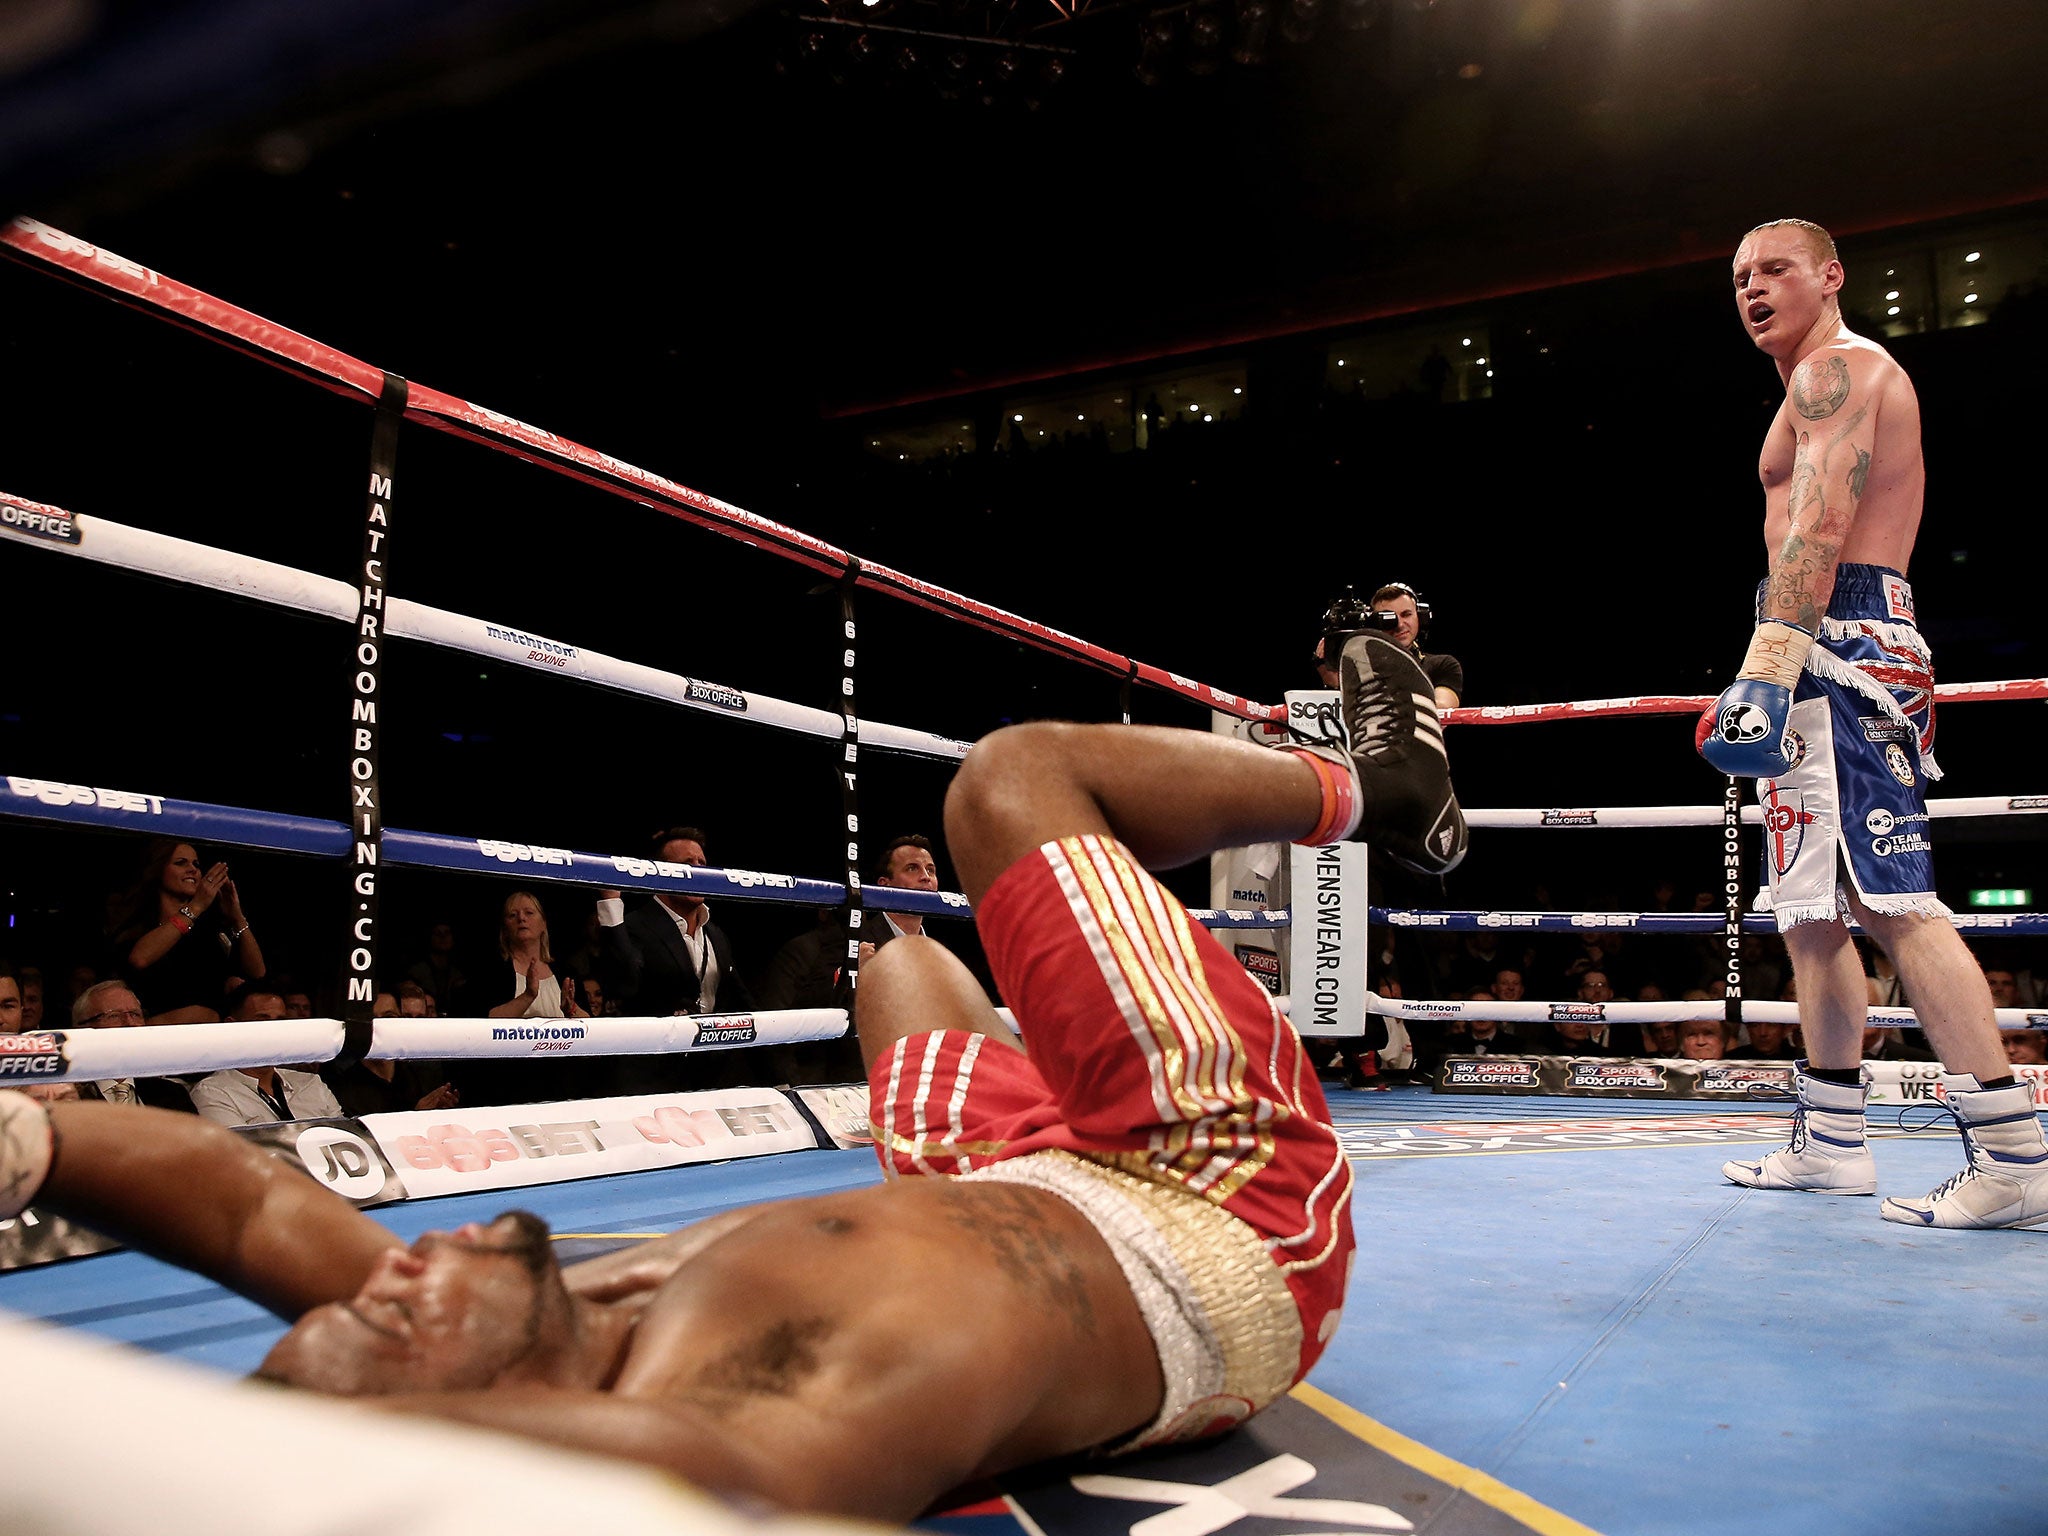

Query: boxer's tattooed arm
left=1792, top=355, right=1850, bottom=419
left=1767, top=432, right=1842, bottom=630
left=1848, top=445, right=1872, bottom=502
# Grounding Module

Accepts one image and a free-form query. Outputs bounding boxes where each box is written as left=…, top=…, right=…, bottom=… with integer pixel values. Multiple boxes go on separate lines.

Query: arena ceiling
left=6, top=0, right=2048, bottom=413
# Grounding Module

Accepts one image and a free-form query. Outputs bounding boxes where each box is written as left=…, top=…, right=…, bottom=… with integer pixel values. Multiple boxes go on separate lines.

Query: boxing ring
left=5, top=219, right=2048, bottom=1536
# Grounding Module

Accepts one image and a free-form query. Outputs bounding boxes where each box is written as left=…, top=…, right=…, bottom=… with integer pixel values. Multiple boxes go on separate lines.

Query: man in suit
left=597, top=827, right=755, bottom=1093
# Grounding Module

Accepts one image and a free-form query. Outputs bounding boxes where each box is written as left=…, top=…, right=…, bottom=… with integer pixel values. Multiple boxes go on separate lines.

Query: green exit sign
left=1969, top=888, right=2033, bottom=908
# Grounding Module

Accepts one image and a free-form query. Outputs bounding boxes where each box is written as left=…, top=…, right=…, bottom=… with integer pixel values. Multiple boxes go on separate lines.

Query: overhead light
left=1461, top=337, right=1472, bottom=347
left=1886, top=305, right=1901, bottom=316
left=1965, top=251, right=1981, bottom=263
left=1337, top=358, right=1346, bottom=367
left=1012, top=413, right=1023, bottom=421
left=1203, top=414, right=1214, bottom=422
left=1077, top=413, right=1085, bottom=421
left=1485, top=370, right=1494, bottom=378
left=1965, top=292, right=1979, bottom=304
left=1885, top=290, right=1899, bottom=301
left=1474, top=356, right=1486, bottom=365
left=1233, top=386, right=1243, bottom=395
left=1886, top=268, right=1896, bottom=277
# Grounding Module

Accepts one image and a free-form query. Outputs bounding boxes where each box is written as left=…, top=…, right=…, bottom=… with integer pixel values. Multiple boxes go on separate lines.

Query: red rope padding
left=1439, top=677, right=2048, bottom=726
left=0, top=218, right=1272, bottom=724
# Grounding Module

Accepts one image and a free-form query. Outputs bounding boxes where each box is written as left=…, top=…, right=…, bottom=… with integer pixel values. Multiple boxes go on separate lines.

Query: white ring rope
left=0, top=493, right=968, bottom=762
left=1464, top=795, right=2048, bottom=829
left=10, top=1010, right=851, bottom=1083
left=1356, top=993, right=2044, bottom=1030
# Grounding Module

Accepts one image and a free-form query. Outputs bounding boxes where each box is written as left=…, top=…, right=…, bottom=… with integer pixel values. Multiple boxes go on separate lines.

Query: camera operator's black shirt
left=1419, top=651, right=1465, bottom=700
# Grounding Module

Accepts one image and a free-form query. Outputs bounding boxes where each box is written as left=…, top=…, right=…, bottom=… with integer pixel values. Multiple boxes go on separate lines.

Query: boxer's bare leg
left=1848, top=894, right=2006, bottom=1080
left=855, top=936, right=1021, bottom=1073
left=944, top=722, right=1324, bottom=902
left=1781, top=917, right=1871, bottom=1071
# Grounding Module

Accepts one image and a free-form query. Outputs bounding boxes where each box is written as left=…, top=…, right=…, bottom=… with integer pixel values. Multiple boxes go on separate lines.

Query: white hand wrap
left=0, top=1089, right=56, bottom=1220
left=1738, top=620, right=1815, bottom=692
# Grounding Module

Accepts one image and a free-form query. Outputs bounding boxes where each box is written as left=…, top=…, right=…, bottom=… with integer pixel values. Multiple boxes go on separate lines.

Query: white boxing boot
left=1881, top=1075, right=2048, bottom=1230
left=1722, top=1062, right=1878, bottom=1195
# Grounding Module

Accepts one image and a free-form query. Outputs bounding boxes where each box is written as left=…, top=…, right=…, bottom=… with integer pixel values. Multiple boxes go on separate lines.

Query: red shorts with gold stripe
left=868, top=833, right=1354, bottom=1401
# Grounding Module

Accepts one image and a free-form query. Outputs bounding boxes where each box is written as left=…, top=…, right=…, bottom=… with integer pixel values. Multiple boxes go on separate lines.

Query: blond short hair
left=1742, top=218, right=1838, bottom=266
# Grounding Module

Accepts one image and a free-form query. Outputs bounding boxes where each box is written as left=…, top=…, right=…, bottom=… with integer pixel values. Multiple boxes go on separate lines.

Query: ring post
left=338, top=371, right=409, bottom=1071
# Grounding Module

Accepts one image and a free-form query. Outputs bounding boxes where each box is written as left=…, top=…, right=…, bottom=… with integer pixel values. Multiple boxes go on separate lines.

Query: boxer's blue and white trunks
left=1752, top=563, right=1946, bottom=929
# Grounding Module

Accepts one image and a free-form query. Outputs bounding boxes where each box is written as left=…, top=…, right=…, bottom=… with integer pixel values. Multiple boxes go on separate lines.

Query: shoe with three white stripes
left=1337, top=632, right=1467, bottom=876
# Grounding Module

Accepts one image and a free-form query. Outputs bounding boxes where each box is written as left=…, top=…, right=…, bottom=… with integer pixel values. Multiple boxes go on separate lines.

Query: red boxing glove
left=1695, top=702, right=1719, bottom=756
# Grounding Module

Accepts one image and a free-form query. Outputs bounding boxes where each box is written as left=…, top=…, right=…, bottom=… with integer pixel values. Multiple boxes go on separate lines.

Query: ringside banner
left=367, top=1087, right=823, bottom=1199
left=1435, top=1055, right=1797, bottom=1099
left=0, top=1087, right=831, bottom=1272
left=1870, top=1060, right=2048, bottom=1108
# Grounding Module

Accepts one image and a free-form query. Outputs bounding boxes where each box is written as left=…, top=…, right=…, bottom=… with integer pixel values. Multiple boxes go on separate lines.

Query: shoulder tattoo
left=1791, top=355, right=1850, bottom=419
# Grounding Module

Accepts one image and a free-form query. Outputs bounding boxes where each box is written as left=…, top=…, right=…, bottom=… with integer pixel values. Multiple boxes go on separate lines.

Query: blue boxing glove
left=1696, top=620, right=1814, bottom=779
left=1699, top=679, right=1795, bottom=777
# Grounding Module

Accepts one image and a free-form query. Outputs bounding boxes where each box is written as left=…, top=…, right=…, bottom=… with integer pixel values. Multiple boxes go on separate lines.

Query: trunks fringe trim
left=1803, top=643, right=1943, bottom=781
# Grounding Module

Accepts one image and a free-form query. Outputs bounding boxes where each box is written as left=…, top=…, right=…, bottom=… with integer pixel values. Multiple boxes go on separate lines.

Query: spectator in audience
left=112, top=839, right=266, bottom=1023
left=1866, top=942, right=1907, bottom=1007
left=0, top=963, right=69, bottom=1105
left=857, top=835, right=943, bottom=963
left=578, top=973, right=608, bottom=1018
left=1574, top=968, right=1641, bottom=1053
left=756, top=907, right=868, bottom=1085
left=2002, top=1027, right=2047, bottom=1068
left=1636, top=982, right=1666, bottom=1003
left=63, top=963, right=99, bottom=1010
left=190, top=981, right=342, bottom=1126
left=1461, top=993, right=1522, bottom=1056
left=405, top=920, right=468, bottom=1016
left=1679, top=1020, right=1730, bottom=1061
left=475, top=891, right=588, bottom=1022
left=396, top=981, right=435, bottom=1017
left=597, top=828, right=753, bottom=1019
left=1983, top=964, right=2020, bottom=1012
left=324, top=989, right=458, bottom=1117
left=17, top=966, right=45, bottom=1030
left=758, top=908, right=852, bottom=1013
left=1447, top=931, right=1510, bottom=997
left=1492, top=967, right=1526, bottom=1003
left=282, top=989, right=314, bottom=1019
left=1862, top=1024, right=1935, bottom=1062
left=455, top=892, right=600, bottom=1106
left=1740, top=1020, right=1799, bottom=1060
left=1640, top=1020, right=1681, bottom=1056
left=67, top=980, right=192, bottom=1110
left=1542, top=1012, right=1622, bottom=1057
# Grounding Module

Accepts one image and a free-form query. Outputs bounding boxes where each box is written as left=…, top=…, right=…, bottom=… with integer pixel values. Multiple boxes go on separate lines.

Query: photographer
left=1312, top=583, right=1464, bottom=710
left=1310, top=584, right=1466, bottom=1077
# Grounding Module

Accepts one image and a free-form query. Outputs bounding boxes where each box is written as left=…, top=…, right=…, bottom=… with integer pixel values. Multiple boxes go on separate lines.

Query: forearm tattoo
left=1767, top=410, right=1871, bottom=629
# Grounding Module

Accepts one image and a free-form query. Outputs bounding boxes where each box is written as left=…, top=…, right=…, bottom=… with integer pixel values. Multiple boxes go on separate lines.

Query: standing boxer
left=1700, top=218, right=2048, bottom=1228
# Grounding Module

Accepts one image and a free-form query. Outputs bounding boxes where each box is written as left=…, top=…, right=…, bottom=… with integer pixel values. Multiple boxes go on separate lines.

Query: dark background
left=3, top=0, right=2044, bottom=1000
